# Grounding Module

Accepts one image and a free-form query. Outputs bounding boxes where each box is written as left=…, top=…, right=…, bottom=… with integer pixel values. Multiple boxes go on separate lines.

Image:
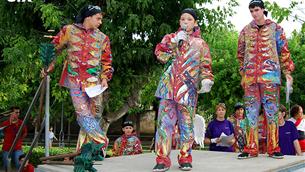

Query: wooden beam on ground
left=39, top=152, right=80, bottom=161
left=42, top=160, right=74, bottom=165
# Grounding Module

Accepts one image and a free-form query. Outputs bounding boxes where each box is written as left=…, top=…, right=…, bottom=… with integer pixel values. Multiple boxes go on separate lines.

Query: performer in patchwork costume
left=237, top=0, right=294, bottom=159
left=43, top=5, right=113, bottom=153
left=153, top=8, right=214, bottom=171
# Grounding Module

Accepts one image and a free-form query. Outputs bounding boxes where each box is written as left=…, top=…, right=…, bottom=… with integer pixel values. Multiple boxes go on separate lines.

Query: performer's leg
left=177, top=104, right=195, bottom=164
left=155, top=99, right=178, bottom=167
left=70, top=88, right=108, bottom=151
left=261, top=83, right=280, bottom=155
left=243, top=83, right=261, bottom=156
left=90, top=93, right=103, bottom=120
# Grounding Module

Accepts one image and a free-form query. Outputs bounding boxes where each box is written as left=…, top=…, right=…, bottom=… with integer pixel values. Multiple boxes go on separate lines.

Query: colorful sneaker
left=269, top=152, right=284, bottom=159
left=179, top=162, right=192, bottom=171
left=237, top=152, right=257, bottom=159
left=152, top=164, right=170, bottom=172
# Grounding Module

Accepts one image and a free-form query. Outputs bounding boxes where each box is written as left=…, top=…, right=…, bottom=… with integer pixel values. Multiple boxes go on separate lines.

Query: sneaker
left=269, top=152, right=284, bottom=159
left=152, top=164, right=170, bottom=172
left=237, top=152, right=257, bottom=159
left=179, top=163, right=192, bottom=171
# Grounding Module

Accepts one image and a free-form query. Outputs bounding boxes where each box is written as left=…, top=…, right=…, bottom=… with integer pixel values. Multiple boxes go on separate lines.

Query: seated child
left=113, top=121, right=143, bottom=156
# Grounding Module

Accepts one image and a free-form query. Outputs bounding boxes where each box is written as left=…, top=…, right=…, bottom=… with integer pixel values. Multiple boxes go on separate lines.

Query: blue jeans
left=2, top=150, right=23, bottom=170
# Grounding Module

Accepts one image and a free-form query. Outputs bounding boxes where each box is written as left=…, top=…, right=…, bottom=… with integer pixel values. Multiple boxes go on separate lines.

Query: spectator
left=49, top=127, right=58, bottom=148
left=113, top=121, right=143, bottom=156
left=0, top=106, right=27, bottom=171
left=279, top=105, right=302, bottom=155
left=228, top=102, right=246, bottom=152
left=288, top=104, right=305, bottom=155
left=205, top=103, right=235, bottom=152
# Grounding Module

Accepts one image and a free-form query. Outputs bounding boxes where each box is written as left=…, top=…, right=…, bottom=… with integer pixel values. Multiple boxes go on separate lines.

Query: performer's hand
left=172, top=30, right=188, bottom=44
left=101, top=78, right=108, bottom=88
left=40, top=63, right=55, bottom=78
left=176, top=31, right=187, bottom=41
left=40, top=68, right=47, bottom=78
left=198, top=79, right=214, bottom=94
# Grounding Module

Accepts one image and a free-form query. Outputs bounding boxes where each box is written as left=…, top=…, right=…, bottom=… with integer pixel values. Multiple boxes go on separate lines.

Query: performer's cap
left=75, top=5, right=103, bottom=23
left=181, top=8, right=198, bottom=21
left=249, top=0, right=268, bottom=16
left=122, top=121, right=134, bottom=128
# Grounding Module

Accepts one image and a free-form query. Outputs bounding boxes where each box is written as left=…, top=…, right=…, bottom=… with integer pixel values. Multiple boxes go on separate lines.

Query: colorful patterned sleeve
left=52, top=25, right=71, bottom=53
left=154, top=33, right=176, bottom=64
left=134, top=136, right=143, bottom=154
left=237, top=29, right=246, bottom=70
left=100, top=36, right=114, bottom=81
left=199, top=41, right=214, bottom=81
left=275, top=25, right=295, bottom=75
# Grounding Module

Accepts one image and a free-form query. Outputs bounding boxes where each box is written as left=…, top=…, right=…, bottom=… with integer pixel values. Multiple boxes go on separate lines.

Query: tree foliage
left=2, top=0, right=304, bottom=132
left=0, top=0, right=238, bottom=126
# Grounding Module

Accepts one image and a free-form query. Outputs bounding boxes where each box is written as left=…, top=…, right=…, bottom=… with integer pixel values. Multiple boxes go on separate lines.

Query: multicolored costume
left=258, top=113, right=267, bottom=154
left=113, top=134, right=143, bottom=156
left=237, top=19, right=294, bottom=156
left=154, top=26, right=213, bottom=167
left=52, top=23, right=113, bottom=151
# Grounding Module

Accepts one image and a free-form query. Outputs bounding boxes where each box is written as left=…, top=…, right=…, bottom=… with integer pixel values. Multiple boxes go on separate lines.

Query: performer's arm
left=155, top=33, right=177, bottom=64
left=42, top=25, right=70, bottom=76
left=52, top=25, right=70, bottom=54
left=100, top=36, right=114, bottom=83
left=237, top=29, right=246, bottom=73
left=275, top=25, right=295, bottom=75
left=199, top=41, right=213, bottom=81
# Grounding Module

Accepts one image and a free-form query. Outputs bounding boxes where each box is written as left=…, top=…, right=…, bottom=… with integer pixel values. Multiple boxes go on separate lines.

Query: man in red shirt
left=0, top=107, right=27, bottom=171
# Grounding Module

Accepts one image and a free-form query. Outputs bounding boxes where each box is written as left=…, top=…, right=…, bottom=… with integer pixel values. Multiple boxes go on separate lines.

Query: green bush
left=0, top=145, right=75, bottom=167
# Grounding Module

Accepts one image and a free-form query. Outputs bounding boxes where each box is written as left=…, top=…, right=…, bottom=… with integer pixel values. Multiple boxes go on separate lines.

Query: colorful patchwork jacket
left=113, top=134, right=143, bottom=156
left=52, top=23, right=113, bottom=90
left=155, top=26, right=213, bottom=107
left=237, top=19, right=294, bottom=87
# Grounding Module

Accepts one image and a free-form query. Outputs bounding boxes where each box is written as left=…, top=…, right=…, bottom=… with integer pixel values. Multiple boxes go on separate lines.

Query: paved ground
left=36, top=150, right=305, bottom=172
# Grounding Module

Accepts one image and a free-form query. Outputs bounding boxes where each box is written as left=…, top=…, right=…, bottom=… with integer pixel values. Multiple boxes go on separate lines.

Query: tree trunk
left=68, top=120, right=71, bottom=147
left=136, top=113, right=140, bottom=137
left=101, top=89, right=140, bottom=133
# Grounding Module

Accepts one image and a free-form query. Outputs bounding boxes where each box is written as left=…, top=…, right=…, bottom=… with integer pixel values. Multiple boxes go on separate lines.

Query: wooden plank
left=40, top=152, right=80, bottom=161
